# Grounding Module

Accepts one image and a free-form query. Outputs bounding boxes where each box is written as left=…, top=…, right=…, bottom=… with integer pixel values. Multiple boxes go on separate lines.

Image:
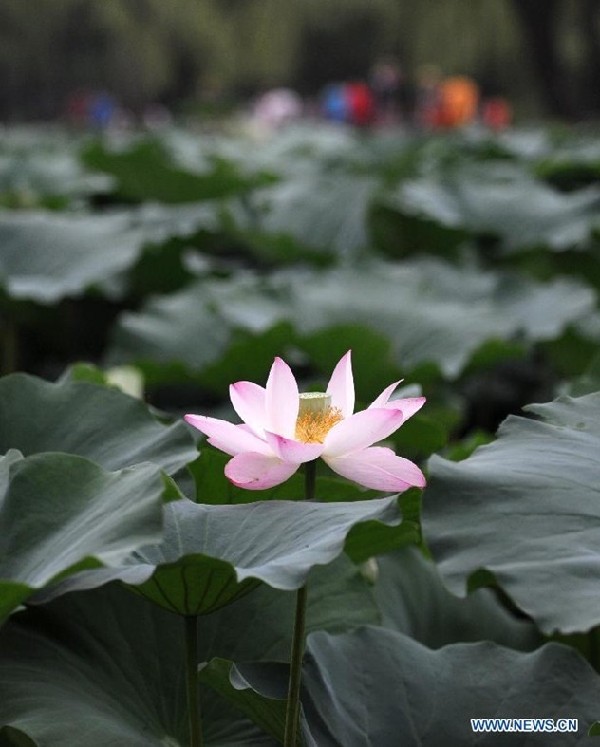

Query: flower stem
left=184, top=615, right=203, bottom=747
left=283, top=460, right=316, bottom=746
left=304, top=458, right=316, bottom=502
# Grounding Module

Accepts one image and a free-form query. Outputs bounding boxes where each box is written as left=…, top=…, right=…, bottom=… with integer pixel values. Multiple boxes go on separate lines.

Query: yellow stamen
left=295, top=392, right=343, bottom=443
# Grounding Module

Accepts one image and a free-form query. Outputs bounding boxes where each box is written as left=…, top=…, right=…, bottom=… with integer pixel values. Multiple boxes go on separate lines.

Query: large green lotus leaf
left=195, top=554, right=380, bottom=664
left=0, top=212, right=149, bottom=303
left=374, top=547, right=540, bottom=650
left=494, top=128, right=552, bottom=160
left=343, top=487, right=421, bottom=562
left=131, top=196, right=272, bottom=277
left=33, top=495, right=400, bottom=615
left=537, top=159, right=600, bottom=192
left=234, top=173, right=377, bottom=258
left=0, top=144, right=113, bottom=202
left=0, top=725, right=37, bottom=747
left=198, top=555, right=380, bottom=745
left=387, top=162, right=600, bottom=252
left=220, top=201, right=335, bottom=268
left=199, top=660, right=312, bottom=747
left=106, top=273, right=286, bottom=379
left=0, top=373, right=196, bottom=473
left=0, top=584, right=269, bottom=747
left=131, top=200, right=222, bottom=245
left=187, top=124, right=361, bottom=179
left=283, top=261, right=594, bottom=354
left=298, top=628, right=600, bottom=746
left=370, top=182, right=468, bottom=259
left=205, top=628, right=600, bottom=746
left=198, top=553, right=380, bottom=663
left=107, top=260, right=594, bottom=380
left=0, top=452, right=165, bottom=621
left=290, top=260, right=506, bottom=373
left=189, top=449, right=420, bottom=563
left=0, top=555, right=378, bottom=747
left=82, top=138, right=257, bottom=204
left=422, top=392, right=600, bottom=634
left=162, top=124, right=373, bottom=187
left=535, top=136, right=600, bottom=189
left=0, top=202, right=228, bottom=305
left=203, top=537, right=543, bottom=743
left=285, top=261, right=592, bottom=378
left=123, top=201, right=232, bottom=296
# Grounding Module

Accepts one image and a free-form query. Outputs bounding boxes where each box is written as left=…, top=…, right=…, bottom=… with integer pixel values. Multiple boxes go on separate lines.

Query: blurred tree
left=0, top=0, right=226, bottom=119
left=511, top=0, right=600, bottom=117
left=294, top=9, right=385, bottom=91
left=0, top=0, right=597, bottom=121
left=511, top=0, right=571, bottom=117
left=576, top=0, right=600, bottom=115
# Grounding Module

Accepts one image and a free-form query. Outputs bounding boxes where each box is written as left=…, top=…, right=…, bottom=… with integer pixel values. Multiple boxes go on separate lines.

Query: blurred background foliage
left=0, top=0, right=598, bottom=121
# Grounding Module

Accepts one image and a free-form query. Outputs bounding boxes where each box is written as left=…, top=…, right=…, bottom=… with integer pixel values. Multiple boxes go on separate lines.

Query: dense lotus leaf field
left=1, top=122, right=600, bottom=745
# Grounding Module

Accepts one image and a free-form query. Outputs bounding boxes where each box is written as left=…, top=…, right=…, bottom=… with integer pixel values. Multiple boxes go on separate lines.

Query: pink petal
left=368, top=381, right=402, bottom=409
left=264, top=431, right=325, bottom=464
left=326, top=350, right=355, bottom=417
left=383, top=396, right=426, bottom=422
left=230, top=381, right=267, bottom=437
left=225, top=452, right=300, bottom=490
left=266, top=357, right=299, bottom=438
left=184, top=415, right=271, bottom=457
left=323, top=407, right=405, bottom=458
left=324, top=446, right=426, bottom=492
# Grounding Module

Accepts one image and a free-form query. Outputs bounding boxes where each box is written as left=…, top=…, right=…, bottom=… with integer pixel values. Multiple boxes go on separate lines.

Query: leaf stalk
left=184, top=614, right=203, bottom=747
left=283, top=459, right=316, bottom=746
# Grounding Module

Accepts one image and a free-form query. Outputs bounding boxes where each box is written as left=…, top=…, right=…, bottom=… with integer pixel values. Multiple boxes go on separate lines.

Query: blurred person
left=65, top=88, right=91, bottom=129
left=322, top=83, right=350, bottom=123
left=369, top=58, right=402, bottom=124
left=321, top=82, right=375, bottom=128
left=437, top=75, right=479, bottom=128
left=414, top=64, right=443, bottom=129
left=87, top=90, right=116, bottom=131
left=252, top=87, right=303, bottom=131
left=481, top=96, right=512, bottom=130
left=346, top=81, right=375, bottom=127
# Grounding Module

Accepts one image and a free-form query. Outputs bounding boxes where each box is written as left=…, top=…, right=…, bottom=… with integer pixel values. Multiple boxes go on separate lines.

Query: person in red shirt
left=347, top=82, right=375, bottom=127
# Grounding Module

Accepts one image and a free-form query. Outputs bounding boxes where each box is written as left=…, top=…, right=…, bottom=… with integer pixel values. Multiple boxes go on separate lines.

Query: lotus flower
left=185, top=351, right=426, bottom=492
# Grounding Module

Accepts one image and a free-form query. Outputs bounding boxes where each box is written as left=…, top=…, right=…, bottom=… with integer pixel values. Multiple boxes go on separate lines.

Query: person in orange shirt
left=438, top=75, right=479, bottom=128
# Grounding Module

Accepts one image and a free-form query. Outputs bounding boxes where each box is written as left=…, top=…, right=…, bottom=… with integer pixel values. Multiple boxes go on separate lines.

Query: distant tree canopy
left=0, top=0, right=226, bottom=118
left=511, top=0, right=600, bottom=117
left=0, top=0, right=597, bottom=120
